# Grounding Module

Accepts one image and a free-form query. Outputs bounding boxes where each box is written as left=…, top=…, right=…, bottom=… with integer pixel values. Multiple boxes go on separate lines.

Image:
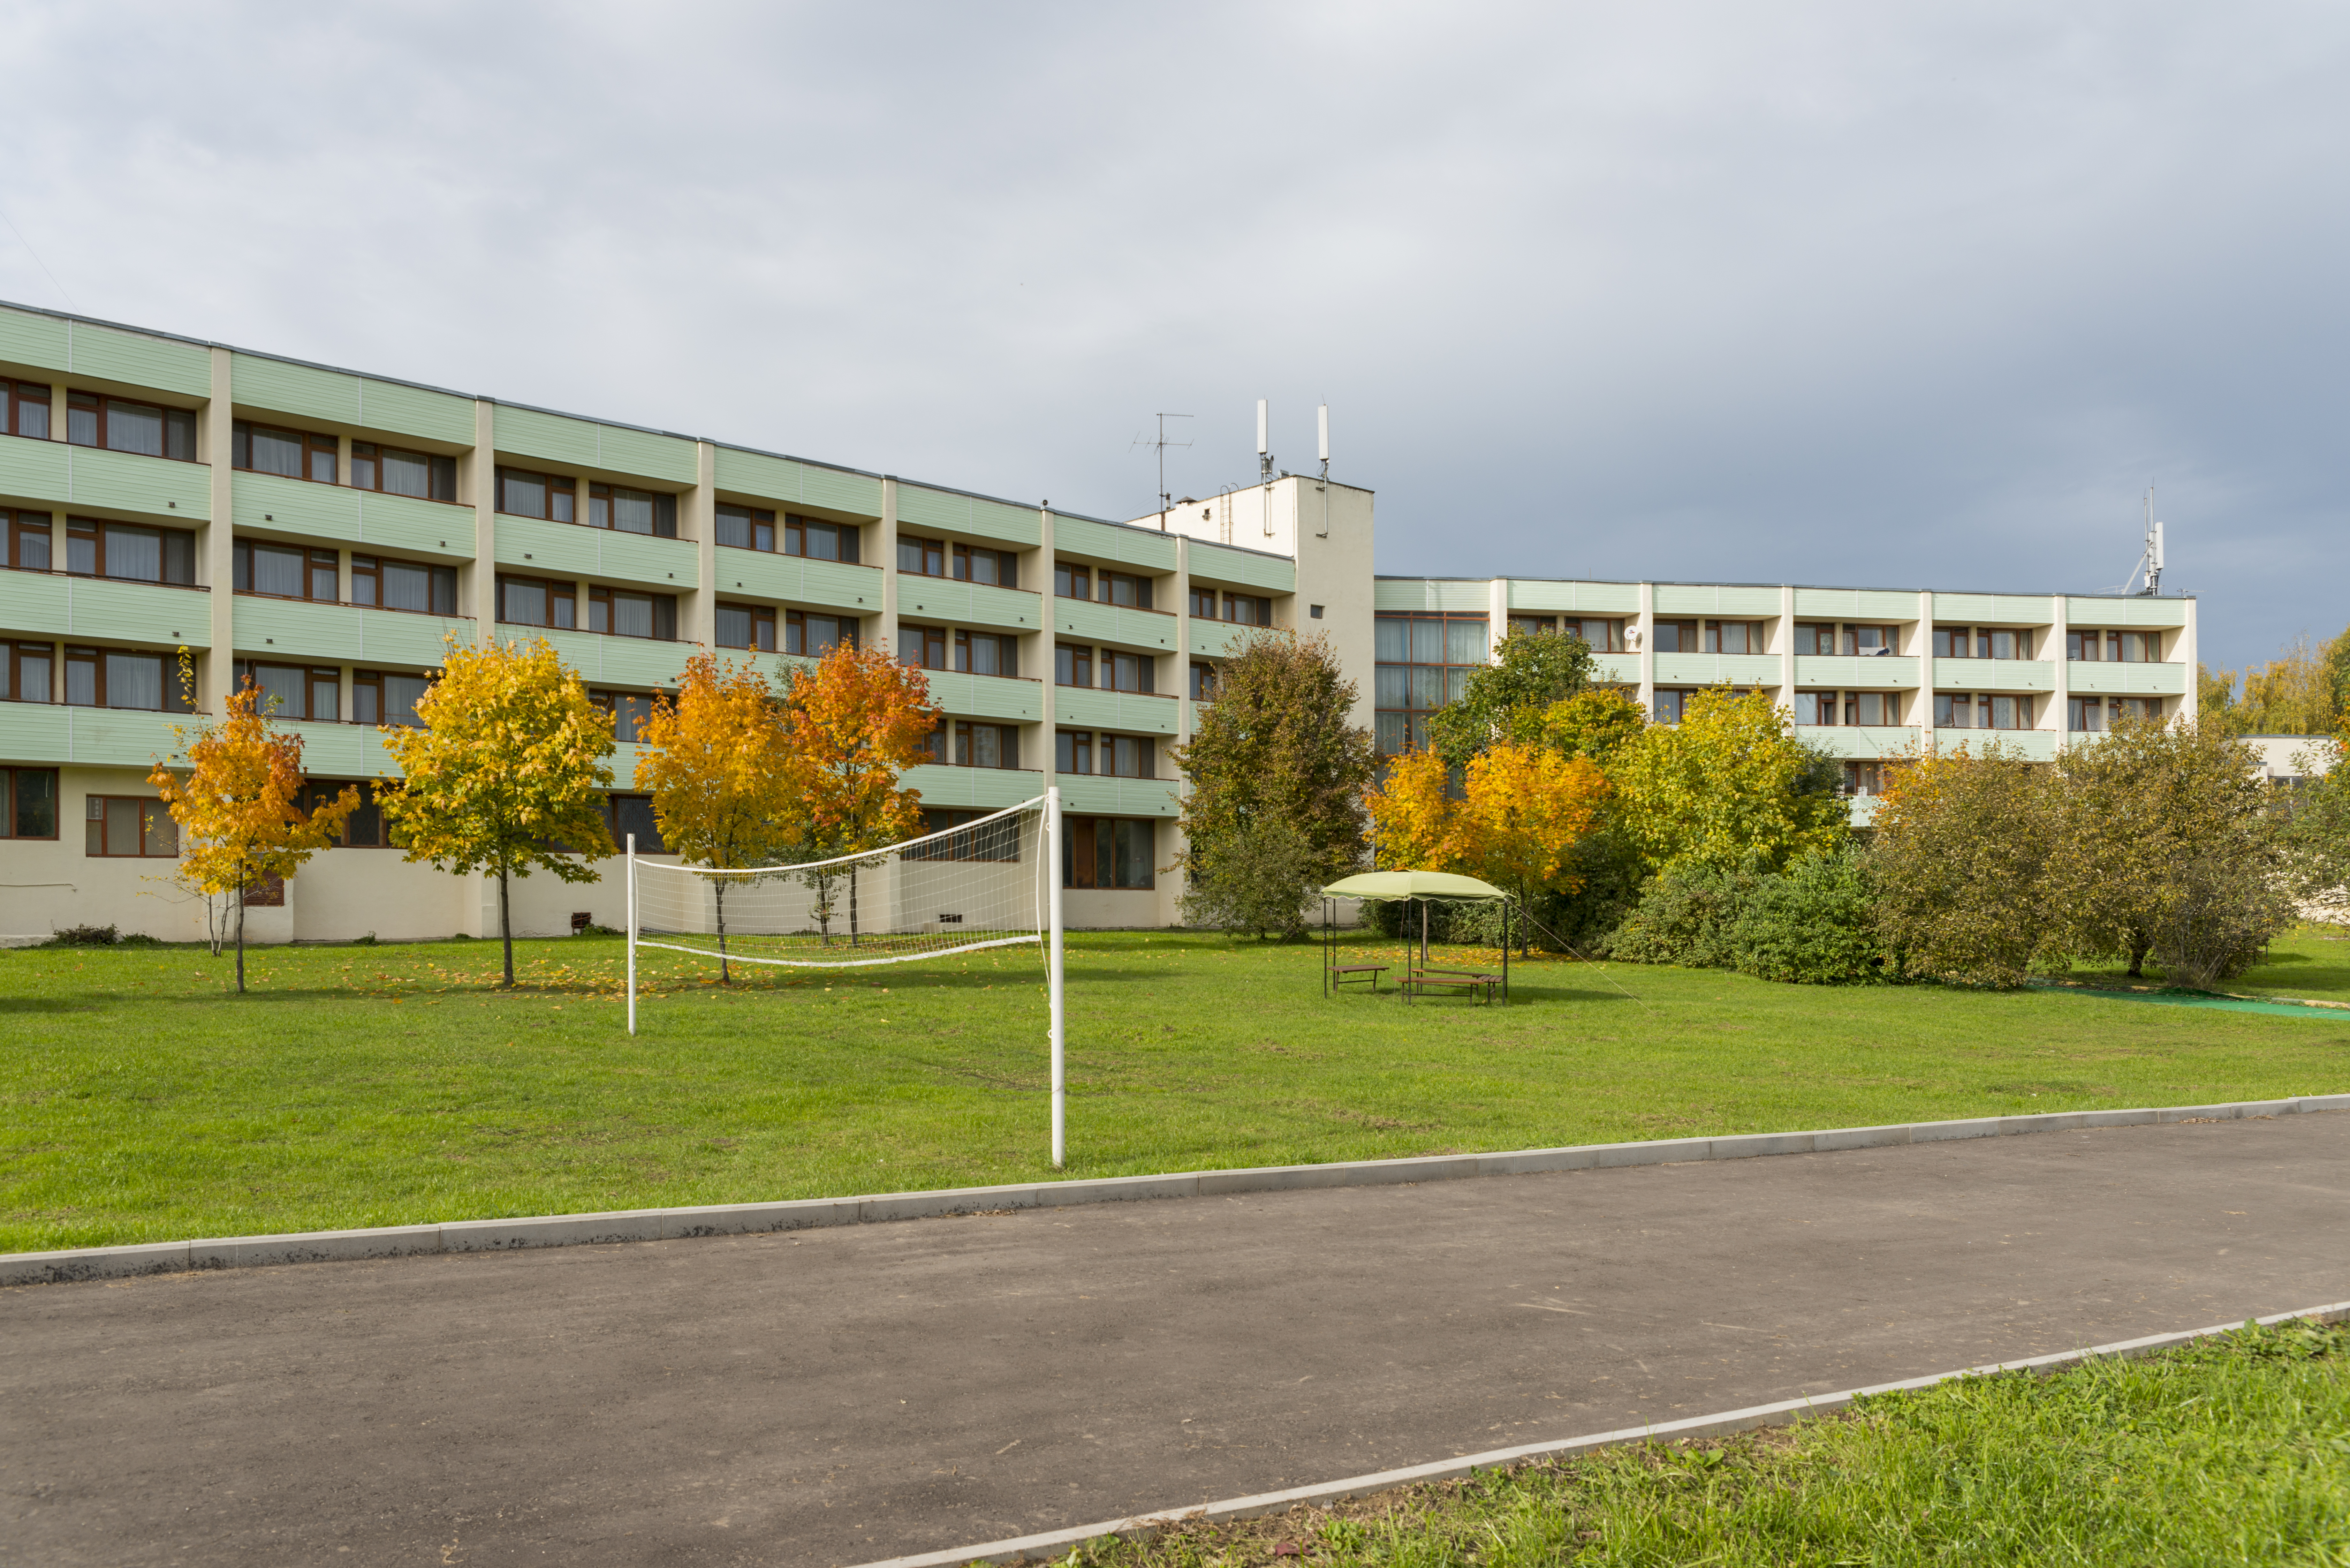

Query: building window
left=588, top=586, right=676, bottom=640
left=351, top=555, right=457, bottom=616
left=909, top=807, right=1022, bottom=862
left=1934, top=627, right=2033, bottom=660
left=69, top=517, right=196, bottom=584
left=304, top=780, right=393, bottom=847
left=1796, top=623, right=1900, bottom=656
left=905, top=624, right=949, bottom=670
left=1651, top=688, right=1696, bottom=724
left=1650, top=620, right=1698, bottom=653
left=0, top=766, right=59, bottom=837
left=496, top=466, right=577, bottom=524
left=1373, top=612, right=1487, bottom=755
left=1055, top=563, right=1156, bottom=609
left=901, top=534, right=949, bottom=577
left=1842, top=761, right=1898, bottom=797
left=1843, top=692, right=1891, bottom=726
left=1055, top=644, right=1092, bottom=688
left=1798, top=691, right=1902, bottom=726
left=3, top=381, right=50, bottom=439
left=499, top=575, right=577, bottom=630
left=1190, top=661, right=1216, bottom=701
left=86, top=795, right=178, bottom=857
left=4, top=641, right=55, bottom=703
left=787, top=514, right=859, bottom=562
left=352, top=670, right=433, bottom=728
left=239, top=661, right=342, bottom=722
left=1935, top=693, right=2034, bottom=729
left=1064, top=816, right=1154, bottom=889
left=1189, top=585, right=1218, bottom=619
left=1057, top=730, right=1152, bottom=779
left=64, top=646, right=188, bottom=712
left=4, top=508, right=51, bottom=571
left=956, top=721, right=1020, bottom=769
left=591, top=690, right=660, bottom=744
left=956, top=629, right=1017, bottom=677
left=350, top=442, right=457, bottom=501
left=2068, top=629, right=2159, bottom=663
left=600, top=793, right=665, bottom=853
left=1222, top=592, right=1268, bottom=624
left=1703, top=620, right=1767, bottom=655
left=68, top=392, right=195, bottom=461
left=1567, top=618, right=1624, bottom=652
left=785, top=609, right=856, bottom=657
left=1508, top=615, right=1556, bottom=637
left=1056, top=729, right=1091, bottom=775
left=235, top=540, right=339, bottom=601
left=2069, top=696, right=2163, bottom=731
left=232, top=420, right=338, bottom=483
left=717, top=505, right=775, bottom=552
left=715, top=602, right=777, bottom=652
left=588, top=482, right=678, bottom=537
left=953, top=543, right=1018, bottom=588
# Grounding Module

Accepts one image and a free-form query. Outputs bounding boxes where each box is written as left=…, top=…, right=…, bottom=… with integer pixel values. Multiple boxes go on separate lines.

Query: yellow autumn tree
left=634, top=651, right=798, bottom=982
left=1362, top=748, right=1461, bottom=872
left=775, top=639, right=940, bottom=942
left=1609, top=685, right=1848, bottom=878
left=150, top=657, right=359, bottom=993
left=378, top=635, right=616, bottom=985
left=1454, top=743, right=1611, bottom=919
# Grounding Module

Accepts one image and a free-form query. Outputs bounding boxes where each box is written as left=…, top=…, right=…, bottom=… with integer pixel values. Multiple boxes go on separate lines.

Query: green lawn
left=1079, top=1319, right=2350, bottom=1568
left=4, top=928, right=2347, bottom=1253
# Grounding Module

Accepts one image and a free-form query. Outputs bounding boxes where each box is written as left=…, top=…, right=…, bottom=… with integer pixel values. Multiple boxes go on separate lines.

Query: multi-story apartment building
left=0, top=300, right=2196, bottom=942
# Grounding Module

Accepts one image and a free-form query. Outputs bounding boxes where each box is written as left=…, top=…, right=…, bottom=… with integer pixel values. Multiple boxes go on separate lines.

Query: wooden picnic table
left=1401, top=966, right=1504, bottom=1004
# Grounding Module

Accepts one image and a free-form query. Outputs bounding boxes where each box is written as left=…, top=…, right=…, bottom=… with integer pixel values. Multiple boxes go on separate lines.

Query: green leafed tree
left=1868, top=740, right=2063, bottom=988
left=1426, top=628, right=1596, bottom=767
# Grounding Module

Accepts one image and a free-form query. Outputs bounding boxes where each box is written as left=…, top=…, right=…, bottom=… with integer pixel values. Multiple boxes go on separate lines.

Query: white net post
left=625, top=833, right=638, bottom=1036
left=1047, top=785, right=1065, bottom=1169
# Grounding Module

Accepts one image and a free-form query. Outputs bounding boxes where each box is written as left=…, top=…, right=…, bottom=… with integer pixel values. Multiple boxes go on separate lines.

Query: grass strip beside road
left=1070, top=1318, right=2350, bottom=1568
left=4, top=930, right=2349, bottom=1252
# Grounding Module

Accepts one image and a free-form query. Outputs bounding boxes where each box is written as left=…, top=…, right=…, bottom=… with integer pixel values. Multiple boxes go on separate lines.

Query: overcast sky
left=2, top=3, right=2341, bottom=670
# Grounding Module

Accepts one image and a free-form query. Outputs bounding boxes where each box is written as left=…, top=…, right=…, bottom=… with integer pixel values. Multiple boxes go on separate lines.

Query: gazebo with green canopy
left=1320, top=870, right=1513, bottom=1001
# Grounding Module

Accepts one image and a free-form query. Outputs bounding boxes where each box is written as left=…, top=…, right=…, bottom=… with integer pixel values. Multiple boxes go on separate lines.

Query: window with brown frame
left=588, top=586, right=676, bottom=640
left=716, top=504, right=776, bottom=552
left=926, top=720, right=1020, bottom=769
left=2069, top=695, right=2164, bottom=732
left=899, top=534, right=948, bottom=577
left=785, top=609, right=855, bottom=657
left=1798, top=623, right=1900, bottom=655
left=0, top=765, right=59, bottom=838
left=907, top=807, right=1022, bottom=863
left=85, top=795, right=178, bottom=857
left=956, top=629, right=1016, bottom=677
left=1703, top=620, right=1767, bottom=655
left=498, top=575, right=577, bottom=630
left=786, top=514, right=859, bottom=562
left=1055, top=563, right=1153, bottom=607
left=953, top=542, right=1018, bottom=588
left=590, top=690, right=660, bottom=744
left=1106, top=651, right=1154, bottom=694
left=2067, top=629, right=2161, bottom=663
left=64, top=646, right=188, bottom=712
left=495, top=466, right=577, bottom=524
left=352, top=669, right=433, bottom=728
left=1063, top=816, right=1154, bottom=889
left=598, top=793, right=666, bottom=853
left=588, top=482, right=678, bottom=537
left=903, top=624, right=949, bottom=670
left=4, top=508, right=51, bottom=570
left=1796, top=691, right=1898, bottom=727
left=1508, top=615, right=1557, bottom=637
left=1649, top=621, right=1699, bottom=653
left=69, top=517, right=196, bottom=584
left=1651, top=688, right=1696, bottom=724
left=1189, top=585, right=1218, bottom=619
left=1189, top=661, right=1216, bottom=701
left=1054, top=728, right=1091, bottom=775
left=1221, top=592, right=1267, bottom=625
left=351, top=554, right=457, bottom=616
left=1055, top=730, right=1153, bottom=779
left=4, top=641, right=55, bottom=703
left=1565, top=617, right=1624, bottom=652
left=238, top=661, right=342, bottom=722
left=3, top=381, right=50, bottom=439
left=68, top=392, right=195, bottom=460
left=1055, top=644, right=1092, bottom=688
left=1934, top=692, right=2034, bottom=729
left=1842, top=761, right=1900, bottom=798
left=232, top=420, right=338, bottom=484
left=348, top=441, right=459, bottom=501
left=301, top=780, right=394, bottom=847
left=234, top=539, right=339, bottom=601
left=1934, top=627, right=2033, bottom=660
left=715, top=602, right=776, bottom=652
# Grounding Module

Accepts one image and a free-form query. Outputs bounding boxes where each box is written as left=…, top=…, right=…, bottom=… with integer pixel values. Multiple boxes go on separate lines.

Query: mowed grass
left=3, top=928, right=2347, bottom=1252
left=1078, top=1318, right=2350, bottom=1568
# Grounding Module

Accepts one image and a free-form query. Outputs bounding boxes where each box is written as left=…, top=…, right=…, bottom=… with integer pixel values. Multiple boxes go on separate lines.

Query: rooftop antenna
left=2119, top=485, right=2165, bottom=595
left=1131, top=413, right=1192, bottom=530
left=1315, top=403, right=1330, bottom=538
left=1257, top=398, right=1273, bottom=484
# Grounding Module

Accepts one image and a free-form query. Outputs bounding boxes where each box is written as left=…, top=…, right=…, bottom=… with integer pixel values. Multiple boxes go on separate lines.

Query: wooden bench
left=1402, top=967, right=1503, bottom=1004
left=1328, top=962, right=1390, bottom=995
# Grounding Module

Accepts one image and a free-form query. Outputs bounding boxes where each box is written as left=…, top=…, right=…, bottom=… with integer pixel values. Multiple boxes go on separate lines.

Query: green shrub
left=47, top=924, right=120, bottom=947
left=1601, top=863, right=1759, bottom=967
left=1729, top=848, right=1886, bottom=984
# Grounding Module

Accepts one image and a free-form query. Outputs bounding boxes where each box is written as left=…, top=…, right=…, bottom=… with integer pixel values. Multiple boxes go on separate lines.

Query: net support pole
left=625, top=833, right=638, bottom=1037
left=1047, top=785, right=1065, bottom=1168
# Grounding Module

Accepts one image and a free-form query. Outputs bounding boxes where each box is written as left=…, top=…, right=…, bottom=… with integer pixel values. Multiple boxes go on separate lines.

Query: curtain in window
left=382, top=562, right=433, bottom=613
left=382, top=451, right=432, bottom=498
left=106, top=652, right=163, bottom=711
left=384, top=675, right=430, bottom=727
left=252, top=544, right=305, bottom=597
left=611, top=594, right=652, bottom=639
left=105, top=525, right=161, bottom=582
left=108, top=403, right=164, bottom=456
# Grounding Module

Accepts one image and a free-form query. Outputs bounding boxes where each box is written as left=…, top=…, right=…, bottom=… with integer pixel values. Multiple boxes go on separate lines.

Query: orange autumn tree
left=634, top=651, right=797, bottom=982
left=151, top=657, right=360, bottom=993
left=378, top=635, right=616, bottom=986
left=775, top=639, right=941, bottom=942
left=1453, top=743, right=1611, bottom=939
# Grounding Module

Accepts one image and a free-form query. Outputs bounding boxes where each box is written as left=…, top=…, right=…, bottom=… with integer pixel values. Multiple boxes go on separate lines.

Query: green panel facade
left=231, top=354, right=364, bottom=425
left=0, top=426, right=71, bottom=502
left=800, top=464, right=883, bottom=517
left=1056, top=774, right=1180, bottom=817
left=1505, top=580, right=1642, bottom=614
left=1049, top=597, right=1177, bottom=652
left=1793, top=587, right=1921, bottom=621
left=900, top=579, right=1044, bottom=635
left=2065, top=596, right=2193, bottom=628
left=901, top=763, right=1045, bottom=811
left=714, top=550, right=881, bottom=615
left=290, top=721, right=400, bottom=780
left=1652, top=652, right=1781, bottom=687
left=1052, top=685, right=1180, bottom=735
left=1931, top=657, right=2055, bottom=692
left=1189, top=540, right=1294, bottom=594
left=595, top=424, right=698, bottom=486
left=0, top=306, right=70, bottom=372
left=1803, top=725, right=1922, bottom=759
left=69, top=707, right=191, bottom=768
left=361, top=380, right=477, bottom=447
left=2071, top=662, right=2189, bottom=697
left=1934, top=592, right=2055, bottom=624
left=0, top=695, right=71, bottom=762
left=66, top=579, right=212, bottom=646
left=922, top=670, right=1042, bottom=724
left=67, top=448, right=210, bottom=519
left=713, top=446, right=802, bottom=503
left=236, top=470, right=363, bottom=544
left=1936, top=727, right=2056, bottom=762
left=1792, top=655, right=1922, bottom=689
left=493, top=405, right=600, bottom=469
left=1056, top=516, right=1175, bottom=571
left=492, top=515, right=697, bottom=590
left=357, top=492, right=474, bottom=559
left=67, top=320, right=210, bottom=398
left=1654, top=583, right=1782, bottom=616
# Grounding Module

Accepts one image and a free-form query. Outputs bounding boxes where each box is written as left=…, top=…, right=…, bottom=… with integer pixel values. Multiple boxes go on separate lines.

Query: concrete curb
left=848, top=1299, right=2350, bottom=1568
left=5, top=1093, right=2344, bottom=1288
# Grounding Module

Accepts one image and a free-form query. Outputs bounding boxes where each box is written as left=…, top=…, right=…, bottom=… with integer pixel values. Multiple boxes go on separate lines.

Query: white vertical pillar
left=625, top=833, right=638, bottom=1036
left=1777, top=584, right=1796, bottom=711
left=1046, top=786, right=1065, bottom=1168
left=685, top=441, right=717, bottom=649
left=2049, top=594, right=2071, bottom=747
left=1918, top=590, right=1937, bottom=747
left=204, top=347, right=235, bottom=711
left=1636, top=582, right=1656, bottom=716
left=877, top=477, right=900, bottom=655
left=2178, top=599, right=2198, bottom=724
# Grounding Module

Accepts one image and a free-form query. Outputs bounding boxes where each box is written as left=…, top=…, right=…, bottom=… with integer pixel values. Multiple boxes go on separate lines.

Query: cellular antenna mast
left=2124, top=485, right=2165, bottom=596
left=1316, top=403, right=1330, bottom=538
left=1257, top=398, right=1274, bottom=483
left=1131, top=413, right=1192, bottom=530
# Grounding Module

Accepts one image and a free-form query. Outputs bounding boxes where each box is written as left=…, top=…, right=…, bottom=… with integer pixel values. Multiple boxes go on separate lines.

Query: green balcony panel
left=715, top=448, right=883, bottom=518
left=495, top=405, right=697, bottom=487
left=1933, top=592, right=2055, bottom=625
left=0, top=699, right=71, bottom=763
left=1189, top=621, right=1264, bottom=659
left=1374, top=578, right=1487, bottom=613
left=1933, top=727, right=2057, bottom=762
left=536, top=629, right=695, bottom=688
left=2064, top=596, right=2192, bottom=629
left=358, top=493, right=475, bottom=559
left=64, top=319, right=211, bottom=397
left=900, top=579, right=1042, bottom=635
left=0, top=704, right=190, bottom=768
left=1053, top=686, right=1179, bottom=735
left=712, top=550, right=878, bottom=614
left=1056, top=774, right=1180, bottom=817
left=1795, top=725, right=1920, bottom=759
left=1931, top=658, right=2055, bottom=693
left=1190, top=540, right=1295, bottom=596
left=1652, top=652, right=1781, bottom=687
left=234, top=597, right=472, bottom=667
left=923, top=671, right=1042, bottom=724
left=898, top=484, right=1043, bottom=548
left=495, top=515, right=699, bottom=591
left=1505, top=580, right=1641, bottom=614
left=233, top=354, right=363, bottom=426
left=234, top=470, right=361, bottom=543
left=1056, top=515, right=1174, bottom=571
left=361, top=381, right=475, bottom=447
left=0, top=307, right=71, bottom=373
left=901, top=764, right=1044, bottom=812
left=1591, top=653, right=1641, bottom=684
left=1654, top=584, right=1782, bottom=617
left=2068, top=661, right=2188, bottom=697
left=1049, top=597, right=1175, bottom=652
left=280, top=720, right=400, bottom=780
left=13, top=577, right=212, bottom=646
left=0, top=442, right=210, bottom=520
left=1792, top=655, right=1922, bottom=688
left=0, top=433, right=71, bottom=505
left=1793, top=587, right=1921, bottom=622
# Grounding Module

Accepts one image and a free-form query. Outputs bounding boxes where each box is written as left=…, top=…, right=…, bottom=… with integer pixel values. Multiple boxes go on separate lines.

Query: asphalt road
left=4, top=1113, right=2345, bottom=1568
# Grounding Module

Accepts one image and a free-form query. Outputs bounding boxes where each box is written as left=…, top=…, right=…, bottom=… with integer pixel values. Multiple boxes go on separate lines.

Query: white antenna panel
left=1317, top=404, right=1329, bottom=463
left=1256, top=399, right=1268, bottom=456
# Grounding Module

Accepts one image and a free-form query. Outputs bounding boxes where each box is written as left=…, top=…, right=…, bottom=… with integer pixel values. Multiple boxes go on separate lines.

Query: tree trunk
left=235, top=870, right=248, bottom=994
left=498, top=863, right=515, bottom=986
left=2127, top=939, right=2151, bottom=980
